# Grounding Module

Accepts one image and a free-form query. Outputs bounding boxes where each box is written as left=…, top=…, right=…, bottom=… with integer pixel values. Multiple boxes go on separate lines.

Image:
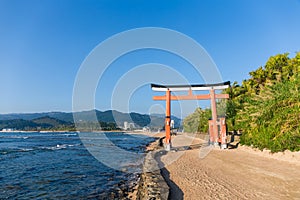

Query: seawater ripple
left=0, top=131, right=155, bottom=199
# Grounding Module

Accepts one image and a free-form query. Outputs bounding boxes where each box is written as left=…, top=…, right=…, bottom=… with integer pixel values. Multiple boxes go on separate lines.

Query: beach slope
left=158, top=133, right=300, bottom=200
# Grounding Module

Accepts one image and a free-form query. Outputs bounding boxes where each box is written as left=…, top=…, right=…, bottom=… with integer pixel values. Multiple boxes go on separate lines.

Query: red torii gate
left=151, top=81, right=230, bottom=150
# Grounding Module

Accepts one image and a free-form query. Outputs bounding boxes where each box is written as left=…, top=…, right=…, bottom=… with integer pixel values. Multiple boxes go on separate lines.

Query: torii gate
left=151, top=81, right=230, bottom=151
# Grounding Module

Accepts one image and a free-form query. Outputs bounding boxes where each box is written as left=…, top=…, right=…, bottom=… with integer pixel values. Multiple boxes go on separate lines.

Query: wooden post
left=220, top=117, right=227, bottom=149
left=210, top=89, right=218, bottom=146
left=165, top=89, right=171, bottom=151
left=208, top=120, right=214, bottom=144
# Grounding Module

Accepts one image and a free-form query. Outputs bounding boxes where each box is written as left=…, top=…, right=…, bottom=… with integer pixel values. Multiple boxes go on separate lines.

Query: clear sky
left=1, top=0, right=300, bottom=117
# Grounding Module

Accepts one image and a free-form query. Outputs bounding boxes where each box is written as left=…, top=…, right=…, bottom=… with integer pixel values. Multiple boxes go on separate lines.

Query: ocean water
left=0, top=131, right=155, bottom=199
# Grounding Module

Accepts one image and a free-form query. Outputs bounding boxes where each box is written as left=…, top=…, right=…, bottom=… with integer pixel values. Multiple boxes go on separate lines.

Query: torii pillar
left=151, top=81, right=230, bottom=151
left=165, top=89, right=171, bottom=150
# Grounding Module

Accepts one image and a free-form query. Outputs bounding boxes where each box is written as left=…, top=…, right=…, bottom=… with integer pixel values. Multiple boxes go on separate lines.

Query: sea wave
left=61, top=133, right=78, bottom=136
left=41, top=144, right=68, bottom=150
left=0, top=135, right=30, bottom=139
left=20, top=148, right=34, bottom=152
left=0, top=131, right=154, bottom=199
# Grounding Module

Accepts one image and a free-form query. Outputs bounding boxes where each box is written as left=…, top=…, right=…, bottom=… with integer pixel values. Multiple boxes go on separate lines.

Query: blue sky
left=0, top=0, right=300, bottom=117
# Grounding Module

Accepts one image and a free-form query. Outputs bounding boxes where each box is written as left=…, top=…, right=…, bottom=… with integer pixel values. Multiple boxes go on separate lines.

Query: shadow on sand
left=155, top=150, right=184, bottom=200
left=227, top=131, right=241, bottom=149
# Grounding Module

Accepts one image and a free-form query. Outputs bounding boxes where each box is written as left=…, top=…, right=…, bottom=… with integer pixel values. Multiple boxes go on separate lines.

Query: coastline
left=125, top=132, right=169, bottom=200
left=130, top=132, right=300, bottom=199
left=0, top=130, right=155, bottom=134
left=2, top=129, right=299, bottom=198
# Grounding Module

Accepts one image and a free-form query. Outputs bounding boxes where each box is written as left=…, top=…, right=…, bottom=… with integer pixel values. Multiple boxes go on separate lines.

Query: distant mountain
left=0, top=110, right=182, bottom=129
left=0, top=119, right=42, bottom=130
left=149, top=114, right=181, bottom=128
left=0, top=112, right=73, bottom=122
left=32, top=116, right=73, bottom=127
left=0, top=116, right=74, bottom=131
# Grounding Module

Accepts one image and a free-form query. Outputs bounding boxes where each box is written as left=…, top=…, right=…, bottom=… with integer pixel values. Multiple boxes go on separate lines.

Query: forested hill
left=183, top=52, right=300, bottom=152
left=0, top=110, right=181, bottom=131
left=0, top=116, right=74, bottom=131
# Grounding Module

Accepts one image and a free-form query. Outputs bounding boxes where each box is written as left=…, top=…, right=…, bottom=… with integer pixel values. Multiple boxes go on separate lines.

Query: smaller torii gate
left=151, top=81, right=230, bottom=150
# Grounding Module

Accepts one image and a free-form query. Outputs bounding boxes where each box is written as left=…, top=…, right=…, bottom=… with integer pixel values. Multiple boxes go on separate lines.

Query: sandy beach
left=147, top=132, right=300, bottom=200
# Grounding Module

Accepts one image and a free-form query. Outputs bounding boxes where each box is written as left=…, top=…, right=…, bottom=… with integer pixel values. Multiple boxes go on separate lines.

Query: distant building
left=124, top=121, right=135, bottom=130
left=142, top=127, right=150, bottom=132
left=171, top=120, right=175, bottom=129
left=129, top=123, right=135, bottom=129
left=124, top=121, right=129, bottom=130
left=124, top=121, right=136, bottom=131
left=1, top=128, right=15, bottom=132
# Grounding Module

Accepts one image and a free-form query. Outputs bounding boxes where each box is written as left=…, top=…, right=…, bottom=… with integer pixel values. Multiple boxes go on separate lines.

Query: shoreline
left=131, top=132, right=300, bottom=199
left=136, top=133, right=169, bottom=200
left=126, top=132, right=168, bottom=200
left=0, top=130, right=160, bottom=134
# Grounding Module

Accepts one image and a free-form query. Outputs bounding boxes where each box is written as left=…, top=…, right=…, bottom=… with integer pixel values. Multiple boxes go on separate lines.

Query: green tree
left=238, top=76, right=300, bottom=152
left=183, top=108, right=211, bottom=133
left=231, top=52, right=300, bottom=152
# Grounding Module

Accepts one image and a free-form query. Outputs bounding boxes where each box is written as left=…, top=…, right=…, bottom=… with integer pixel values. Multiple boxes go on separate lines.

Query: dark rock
left=136, top=138, right=169, bottom=200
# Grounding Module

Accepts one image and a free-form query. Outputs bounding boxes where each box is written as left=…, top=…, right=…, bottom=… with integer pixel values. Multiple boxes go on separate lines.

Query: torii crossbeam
left=151, top=81, right=230, bottom=150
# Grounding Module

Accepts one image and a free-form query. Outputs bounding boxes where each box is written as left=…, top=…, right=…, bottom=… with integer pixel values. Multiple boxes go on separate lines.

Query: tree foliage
left=237, top=79, right=300, bottom=152
left=227, top=52, right=300, bottom=152
left=183, top=107, right=211, bottom=133
left=183, top=52, right=300, bottom=152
